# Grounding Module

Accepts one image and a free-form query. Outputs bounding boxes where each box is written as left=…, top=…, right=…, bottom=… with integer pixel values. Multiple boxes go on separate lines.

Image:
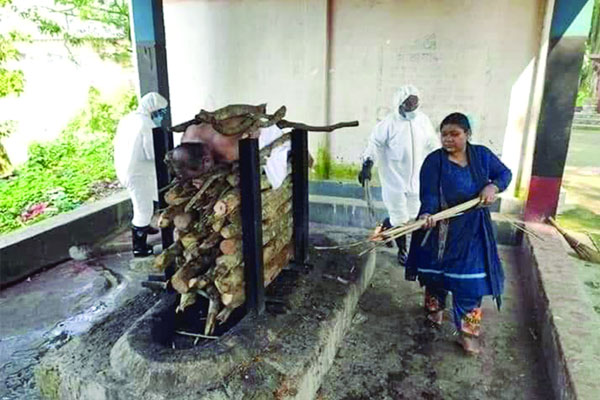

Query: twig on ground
left=175, top=330, right=219, bottom=340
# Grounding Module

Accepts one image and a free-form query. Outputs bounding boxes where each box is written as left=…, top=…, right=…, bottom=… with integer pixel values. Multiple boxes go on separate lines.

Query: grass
left=310, top=147, right=380, bottom=184
left=558, top=128, right=600, bottom=249
left=556, top=207, right=600, bottom=249
left=0, top=87, right=137, bottom=234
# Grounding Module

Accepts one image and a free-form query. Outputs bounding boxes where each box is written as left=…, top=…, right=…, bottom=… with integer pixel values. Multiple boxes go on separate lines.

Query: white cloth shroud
left=258, top=125, right=290, bottom=189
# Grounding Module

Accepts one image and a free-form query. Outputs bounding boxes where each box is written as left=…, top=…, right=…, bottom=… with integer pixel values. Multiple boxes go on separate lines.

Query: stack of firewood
left=154, top=134, right=294, bottom=336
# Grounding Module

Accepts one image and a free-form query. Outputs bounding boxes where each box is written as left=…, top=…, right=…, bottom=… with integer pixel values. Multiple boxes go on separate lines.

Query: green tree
left=578, top=0, right=600, bottom=106
left=0, top=0, right=133, bottom=177
left=0, top=0, right=31, bottom=177
left=20, top=0, right=132, bottom=64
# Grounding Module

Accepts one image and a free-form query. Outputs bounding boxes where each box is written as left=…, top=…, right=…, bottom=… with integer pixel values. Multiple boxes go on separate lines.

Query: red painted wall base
left=524, top=176, right=562, bottom=222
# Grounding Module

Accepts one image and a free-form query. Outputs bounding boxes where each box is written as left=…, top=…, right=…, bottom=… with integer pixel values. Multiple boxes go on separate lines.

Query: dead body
left=168, top=122, right=253, bottom=182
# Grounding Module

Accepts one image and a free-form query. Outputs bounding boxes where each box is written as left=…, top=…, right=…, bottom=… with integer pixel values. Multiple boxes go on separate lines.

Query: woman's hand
left=419, top=213, right=436, bottom=229
left=479, top=183, right=499, bottom=206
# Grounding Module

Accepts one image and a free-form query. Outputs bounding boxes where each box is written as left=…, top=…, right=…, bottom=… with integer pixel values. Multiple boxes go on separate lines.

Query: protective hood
left=392, top=84, right=420, bottom=118
left=137, top=92, right=168, bottom=116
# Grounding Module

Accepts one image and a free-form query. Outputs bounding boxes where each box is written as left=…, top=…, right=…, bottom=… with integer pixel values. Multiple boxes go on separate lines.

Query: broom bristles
left=548, top=217, right=600, bottom=264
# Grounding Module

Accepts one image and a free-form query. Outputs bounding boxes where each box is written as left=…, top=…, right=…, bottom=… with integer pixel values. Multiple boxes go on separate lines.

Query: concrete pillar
left=130, top=0, right=171, bottom=126
left=524, top=0, right=594, bottom=221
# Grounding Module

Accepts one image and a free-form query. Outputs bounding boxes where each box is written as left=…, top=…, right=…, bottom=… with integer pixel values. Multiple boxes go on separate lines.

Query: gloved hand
left=358, top=159, right=374, bottom=185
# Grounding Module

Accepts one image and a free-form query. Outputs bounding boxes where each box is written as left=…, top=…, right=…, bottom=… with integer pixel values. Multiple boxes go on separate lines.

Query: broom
left=315, top=197, right=482, bottom=254
left=548, top=217, right=600, bottom=264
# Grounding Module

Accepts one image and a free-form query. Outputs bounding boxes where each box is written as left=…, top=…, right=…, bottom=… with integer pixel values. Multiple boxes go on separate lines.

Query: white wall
left=328, top=0, right=545, bottom=167
left=163, top=0, right=546, bottom=181
left=163, top=0, right=329, bottom=150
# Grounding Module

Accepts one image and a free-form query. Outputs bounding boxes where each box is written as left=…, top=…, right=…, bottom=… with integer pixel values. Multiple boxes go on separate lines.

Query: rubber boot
left=132, top=225, right=154, bottom=257
left=395, top=235, right=407, bottom=266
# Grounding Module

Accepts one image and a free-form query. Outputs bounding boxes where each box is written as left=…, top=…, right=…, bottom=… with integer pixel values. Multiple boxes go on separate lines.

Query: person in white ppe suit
left=114, top=92, right=168, bottom=257
left=358, top=85, right=439, bottom=265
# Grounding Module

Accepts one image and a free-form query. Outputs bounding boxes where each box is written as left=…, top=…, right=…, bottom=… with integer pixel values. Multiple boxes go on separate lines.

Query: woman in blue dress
left=406, top=112, right=512, bottom=354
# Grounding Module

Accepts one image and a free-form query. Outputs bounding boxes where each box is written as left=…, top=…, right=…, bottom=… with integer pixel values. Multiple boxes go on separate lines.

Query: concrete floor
left=0, top=231, right=158, bottom=400
left=0, top=231, right=552, bottom=400
left=318, top=247, right=552, bottom=400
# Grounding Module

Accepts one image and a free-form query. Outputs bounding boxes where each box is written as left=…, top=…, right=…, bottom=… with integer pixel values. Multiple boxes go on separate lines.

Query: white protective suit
left=114, top=92, right=168, bottom=227
left=362, top=85, right=439, bottom=226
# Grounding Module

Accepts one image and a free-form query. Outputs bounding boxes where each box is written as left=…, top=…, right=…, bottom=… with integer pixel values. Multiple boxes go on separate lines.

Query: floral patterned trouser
left=424, top=287, right=482, bottom=336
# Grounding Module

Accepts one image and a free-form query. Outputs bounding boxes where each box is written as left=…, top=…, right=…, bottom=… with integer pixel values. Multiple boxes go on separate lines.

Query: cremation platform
left=35, top=225, right=376, bottom=400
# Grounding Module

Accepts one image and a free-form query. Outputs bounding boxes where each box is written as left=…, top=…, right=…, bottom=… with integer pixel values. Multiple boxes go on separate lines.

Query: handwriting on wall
left=373, top=33, right=496, bottom=149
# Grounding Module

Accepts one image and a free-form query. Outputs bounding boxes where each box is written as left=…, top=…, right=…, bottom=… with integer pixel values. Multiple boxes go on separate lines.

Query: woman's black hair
left=440, top=112, right=471, bottom=135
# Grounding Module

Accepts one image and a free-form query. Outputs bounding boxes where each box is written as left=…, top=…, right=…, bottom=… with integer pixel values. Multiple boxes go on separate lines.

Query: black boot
left=382, top=218, right=394, bottom=248
left=395, top=235, right=407, bottom=266
left=132, top=225, right=154, bottom=257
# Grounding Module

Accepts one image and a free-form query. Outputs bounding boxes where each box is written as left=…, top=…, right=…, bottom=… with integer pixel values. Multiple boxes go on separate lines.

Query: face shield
left=151, top=108, right=168, bottom=127
left=393, top=85, right=420, bottom=120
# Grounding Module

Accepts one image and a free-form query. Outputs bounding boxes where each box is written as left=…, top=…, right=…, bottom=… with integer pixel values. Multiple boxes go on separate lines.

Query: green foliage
left=312, top=147, right=331, bottom=180
left=0, top=31, right=30, bottom=97
left=557, top=206, right=600, bottom=234
left=577, top=83, right=593, bottom=107
left=20, top=0, right=131, bottom=65
left=310, top=146, right=374, bottom=183
left=0, top=120, right=15, bottom=139
left=0, top=87, right=137, bottom=234
left=578, top=0, right=600, bottom=105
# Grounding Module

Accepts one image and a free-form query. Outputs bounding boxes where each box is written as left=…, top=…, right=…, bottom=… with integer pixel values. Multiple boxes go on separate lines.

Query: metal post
left=291, top=129, right=309, bottom=265
left=152, top=127, right=174, bottom=268
left=239, top=138, right=265, bottom=315
left=131, top=0, right=171, bottom=125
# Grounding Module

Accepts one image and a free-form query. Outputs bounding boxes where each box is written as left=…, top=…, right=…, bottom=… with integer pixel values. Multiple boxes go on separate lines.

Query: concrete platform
left=520, top=223, right=600, bottom=400
left=0, top=191, right=132, bottom=287
left=34, top=226, right=376, bottom=400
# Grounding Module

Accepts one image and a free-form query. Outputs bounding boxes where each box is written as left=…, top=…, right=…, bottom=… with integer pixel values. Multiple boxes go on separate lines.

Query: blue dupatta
left=406, top=144, right=512, bottom=309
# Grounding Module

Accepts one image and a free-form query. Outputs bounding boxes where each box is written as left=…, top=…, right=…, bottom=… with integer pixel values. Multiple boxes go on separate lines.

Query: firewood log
left=176, top=292, right=197, bottom=314
left=213, top=189, right=241, bottom=217
left=216, top=307, right=234, bottom=324
left=164, top=182, right=197, bottom=206
left=185, top=170, right=229, bottom=212
left=220, top=222, right=241, bottom=240
left=180, top=232, right=206, bottom=249
left=174, top=211, right=196, bottom=232
left=214, top=225, right=293, bottom=294
left=226, top=192, right=291, bottom=226
left=198, top=232, right=222, bottom=253
left=158, top=204, right=185, bottom=228
left=219, top=244, right=293, bottom=308
left=263, top=226, right=293, bottom=263
left=154, top=241, right=183, bottom=271
left=171, top=260, right=207, bottom=294
left=219, top=211, right=292, bottom=254
left=204, top=286, right=222, bottom=335
left=219, top=238, right=240, bottom=256
left=218, top=176, right=291, bottom=224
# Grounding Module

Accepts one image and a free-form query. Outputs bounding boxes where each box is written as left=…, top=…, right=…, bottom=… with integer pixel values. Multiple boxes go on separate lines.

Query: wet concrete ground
left=318, top=246, right=552, bottom=400
left=1, top=227, right=552, bottom=400
left=0, top=230, right=158, bottom=400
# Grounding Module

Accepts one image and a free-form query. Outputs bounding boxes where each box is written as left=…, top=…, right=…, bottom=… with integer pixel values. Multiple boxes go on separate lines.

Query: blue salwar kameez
left=406, top=144, right=512, bottom=334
